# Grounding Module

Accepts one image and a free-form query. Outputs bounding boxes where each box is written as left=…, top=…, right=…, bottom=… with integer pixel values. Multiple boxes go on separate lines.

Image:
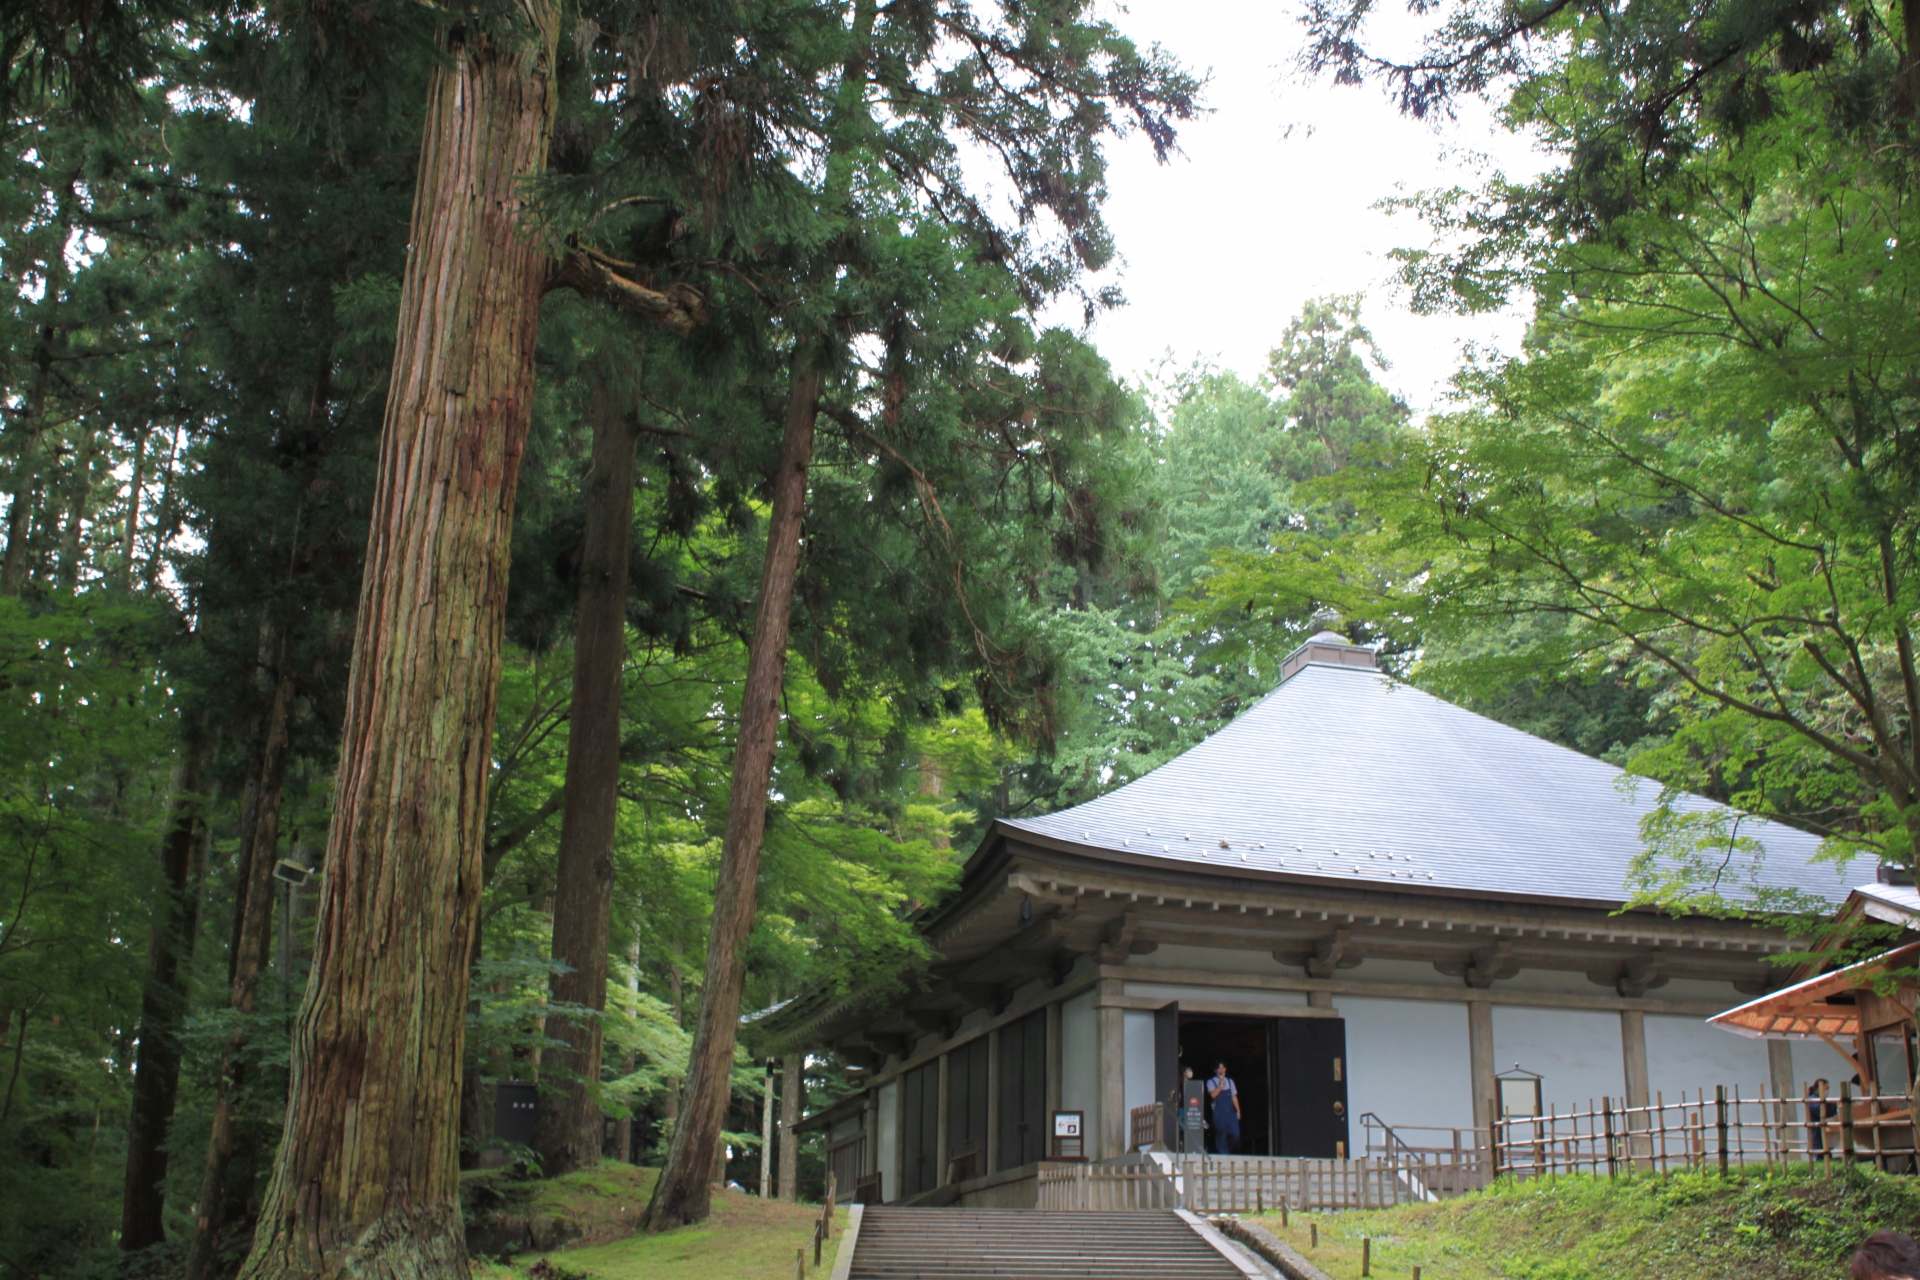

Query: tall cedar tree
left=235, top=5, right=566, bottom=1273
left=639, top=0, right=1196, bottom=1228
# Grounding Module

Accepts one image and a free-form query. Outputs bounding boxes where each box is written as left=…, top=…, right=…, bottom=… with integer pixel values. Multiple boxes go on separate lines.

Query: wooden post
left=760, top=1067, right=776, bottom=1198
left=1841, top=1081, right=1855, bottom=1164
left=813, top=1218, right=823, bottom=1266
left=1097, top=1000, right=1125, bottom=1160
left=935, top=1052, right=951, bottom=1187
left=1362, top=1237, right=1371, bottom=1277
left=1310, top=1222, right=1318, bottom=1249
left=795, top=1247, right=804, bottom=1279
left=1716, top=1085, right=1729, bottom=1176
left=1488, top=1097, right=1502, bottom=1181
left=1603, top=1098, right=1616, bottom=1178
left=985, top=1027, right=1001, bottom=1174
left=1045, top=1001, right=1063, bottom=1122
left=1281, top=1197, right=1289, bottom=1228
left=1468, top=1001, right=1496, bottom=1140
left=824, top=1170, right=836, bottom=1229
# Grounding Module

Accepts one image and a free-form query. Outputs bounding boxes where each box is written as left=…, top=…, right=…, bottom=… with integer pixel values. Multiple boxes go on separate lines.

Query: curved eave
left=979, top=820, right=1651, bottom=915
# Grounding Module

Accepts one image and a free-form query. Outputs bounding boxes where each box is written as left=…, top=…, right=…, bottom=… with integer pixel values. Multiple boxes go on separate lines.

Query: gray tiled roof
left=1003, top=655, right=1861, bottom=908
left=1852, top=882, right=1920, bottom=927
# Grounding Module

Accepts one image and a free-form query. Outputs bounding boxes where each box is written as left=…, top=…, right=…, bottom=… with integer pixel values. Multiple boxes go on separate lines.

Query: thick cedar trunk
left=532, top=394, right=638, bottom=1175
left=236, top=8, right=559, bottom=1277
left=185, top=663, right=296, bottom=1280
left=121, top=727, right=217, bottom=1250
left=2, top=323, right=56, bottom=595
left=645, top=357, right=824, bottom=1231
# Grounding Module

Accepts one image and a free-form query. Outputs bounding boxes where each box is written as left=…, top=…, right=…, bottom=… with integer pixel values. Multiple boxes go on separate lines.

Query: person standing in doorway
left=1208, top=1062, right=1241, bottom=1154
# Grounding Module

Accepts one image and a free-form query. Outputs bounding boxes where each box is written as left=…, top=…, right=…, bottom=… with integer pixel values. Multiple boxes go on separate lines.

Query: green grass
left=467, top=1166, right=846, bottom=1280
left=1242, top=1165, right=1920, bottom=1280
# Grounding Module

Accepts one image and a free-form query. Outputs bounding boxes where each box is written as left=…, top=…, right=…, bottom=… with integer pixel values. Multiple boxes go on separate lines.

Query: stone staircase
left=841, top=1206, right=1263, bottom=1279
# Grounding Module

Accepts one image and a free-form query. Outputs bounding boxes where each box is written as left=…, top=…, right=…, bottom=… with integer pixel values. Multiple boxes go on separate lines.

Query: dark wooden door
left=996, top=1009, right=1046, bottom=1170
left=1271, top=1017, right=1348, bottom=1158
left=900, top=1060, right=940, bottom=1197
left=1154, top=1002, right=1179, bottom=1146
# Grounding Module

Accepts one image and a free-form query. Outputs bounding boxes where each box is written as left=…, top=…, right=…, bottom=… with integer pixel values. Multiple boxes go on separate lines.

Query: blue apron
left=1210, top=1079, right=1240, bottom=1152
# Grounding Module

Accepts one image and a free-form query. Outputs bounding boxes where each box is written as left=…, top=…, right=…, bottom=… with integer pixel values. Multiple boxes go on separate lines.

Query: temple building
left=771, top=629, right=1863, bottom=1203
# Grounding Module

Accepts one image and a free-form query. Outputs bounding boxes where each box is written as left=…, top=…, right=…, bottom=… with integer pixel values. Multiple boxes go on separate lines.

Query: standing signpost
left=1182, top=1080, right=1206, bottom=1155
left=1051, top=1111, right=1086, bottom=1161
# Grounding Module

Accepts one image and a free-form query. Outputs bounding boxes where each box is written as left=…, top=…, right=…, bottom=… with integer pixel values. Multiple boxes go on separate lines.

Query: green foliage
left=1262, top=1165, right=1920, bottom=1280
left=0, top=594, right=177, bottom=1268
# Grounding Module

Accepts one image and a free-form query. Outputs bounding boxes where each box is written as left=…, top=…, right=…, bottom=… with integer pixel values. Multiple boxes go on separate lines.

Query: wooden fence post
left=1840, top=1082, right=1855, bottom=1164
left=1362, top=1237, right=1372, bottom=1277
left=1715, top=1086, right=1729, bottom=1176
left=1488, top=1100, right=1502, bottom=1182
left=1603, top=1099, right=1617, bottom=1178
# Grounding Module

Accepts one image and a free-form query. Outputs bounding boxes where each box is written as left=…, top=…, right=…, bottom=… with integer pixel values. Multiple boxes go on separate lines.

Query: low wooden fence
left=1036, top=1154, right=1430, bottom=1211
left=1490, top=1085, right=1916, bottom=1178
left=1360, top=1114, right=1491, bottom=1198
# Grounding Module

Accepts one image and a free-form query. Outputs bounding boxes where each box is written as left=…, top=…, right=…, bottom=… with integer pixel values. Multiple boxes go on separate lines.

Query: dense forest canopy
left=3, top=0, right=1915, bottom=1272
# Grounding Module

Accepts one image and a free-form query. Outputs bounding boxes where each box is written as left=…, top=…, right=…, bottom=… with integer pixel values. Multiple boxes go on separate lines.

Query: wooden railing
left=1489, top=1085, right=1917, bottom=1178
left=1038, top=1161, right=1182, bottom=1210
left=1360, top=1114, right=1490, bottom=1198
left=1037, top=1154, right=1428, bottom=1211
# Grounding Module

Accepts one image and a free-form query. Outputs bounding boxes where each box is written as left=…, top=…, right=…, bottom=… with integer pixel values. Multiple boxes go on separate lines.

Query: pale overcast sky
left=1073, top=0, right=1548, bottom=415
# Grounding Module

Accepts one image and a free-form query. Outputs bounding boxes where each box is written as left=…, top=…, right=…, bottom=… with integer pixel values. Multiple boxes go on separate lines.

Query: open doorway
left=1178, top=1014, right=1274, bottom=1155
left=1163, top=1010, right=1350, bottom=1158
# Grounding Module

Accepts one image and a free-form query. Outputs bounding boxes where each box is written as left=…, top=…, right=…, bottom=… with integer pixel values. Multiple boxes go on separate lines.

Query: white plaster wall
left=1492, top=1006, right=1625, bottom=1112
left=876, top=1079, right=900, bottom=1203
left=1123, top=1009, right=1157, bottom=1142
left=1644, top=1013, right=1774, bottom=1102
left=1126, top=944, right=1293, bottom=975
left=1340, top=958, right=1460, bottom=988
left=1337, top=996, right=1476, bottom=1134
left=1123, top=982, right=1308, bottom=1010
left=1061, top=989, right=1099, bottom=1140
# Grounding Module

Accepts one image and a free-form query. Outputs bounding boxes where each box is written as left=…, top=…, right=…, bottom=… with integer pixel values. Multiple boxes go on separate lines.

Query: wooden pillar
left=1620, top=1010, right=1650, bottom=1107
left=1307, top=991, right=1333, bottom=1009
left=863, top=1089, right=879, bottom=1179
left=1468, top=1000, right=1495, bottom=1140
left=778, top=1052, right=803, bottom=1200
left=985, top=1028, right=1002, bottom=1173
left=760, top=1068, right=776, bottom=1198
left=1098, top=1002, right=1125, bottom=1160
left=1045, top=1001, right=1063, bottom=1121
left=935, top=1051, right=951, bottom=1187
left=1619, top=1009, right=1651, bottom=1162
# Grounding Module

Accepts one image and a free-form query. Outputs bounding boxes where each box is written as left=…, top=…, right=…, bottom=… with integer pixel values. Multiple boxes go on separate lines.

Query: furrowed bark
left=2, top=323, right=56, bottom=596
left=235, top=6, right=560, bottom=1277
left=185, top=662, right=296, bottom=1280
left=644, top=354, right=824, bottom=1231
left=532, top=389, right=638, bottom=1175
left=121, top=725, right=216, bottom=1250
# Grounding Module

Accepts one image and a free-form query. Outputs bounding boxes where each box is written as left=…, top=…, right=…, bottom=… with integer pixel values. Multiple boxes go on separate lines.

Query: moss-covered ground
left=1241, top=1165, right=1920, bottom=1280
left=465, top=1165, right=845, bottom=1280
